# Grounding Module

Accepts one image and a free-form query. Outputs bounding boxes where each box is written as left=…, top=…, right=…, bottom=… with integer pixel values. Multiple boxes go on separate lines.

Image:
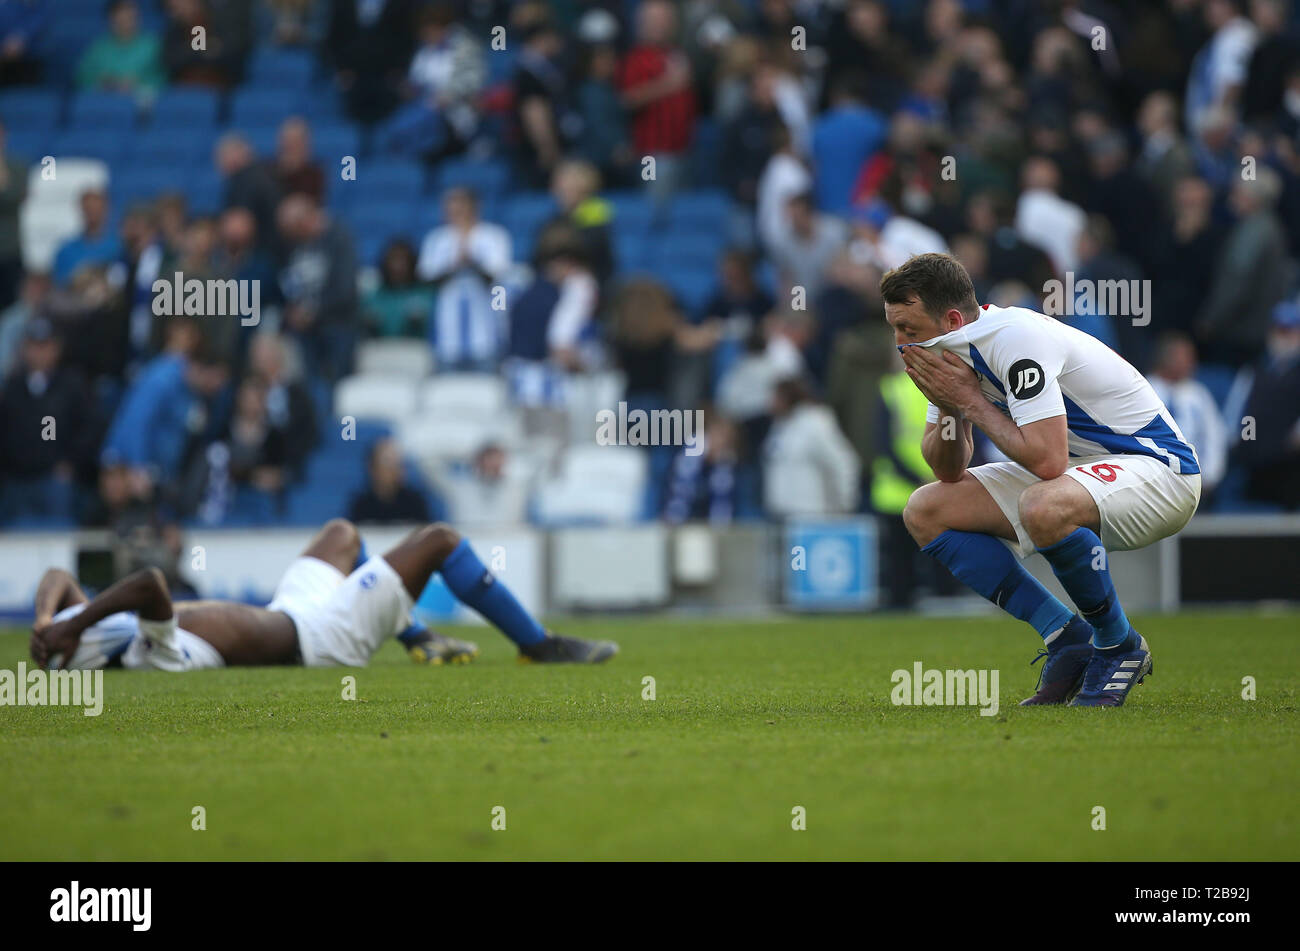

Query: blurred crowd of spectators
left=2, top=0, right=1300, bottom=605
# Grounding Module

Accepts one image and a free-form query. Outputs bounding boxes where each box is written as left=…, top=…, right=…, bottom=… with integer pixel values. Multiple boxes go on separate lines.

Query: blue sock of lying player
left=397, top=621, right=425, bottom=647
left=1037, top=528, right=1138, bottom=651
left=922, top=530, right=1078, bottom=640
left=439, top=539, right=548, bottom=647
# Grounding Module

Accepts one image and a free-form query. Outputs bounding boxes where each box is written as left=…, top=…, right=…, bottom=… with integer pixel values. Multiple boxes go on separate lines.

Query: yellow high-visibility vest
left=871, top=371, right=933, bottom=514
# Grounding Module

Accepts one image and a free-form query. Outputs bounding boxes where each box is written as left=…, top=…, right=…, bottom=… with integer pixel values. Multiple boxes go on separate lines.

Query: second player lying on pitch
left=29, top=519, right=617, bottom=671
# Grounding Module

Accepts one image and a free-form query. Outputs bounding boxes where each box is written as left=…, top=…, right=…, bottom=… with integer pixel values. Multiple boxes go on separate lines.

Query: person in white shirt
left=1146, top=332, right=1227, bottom=493
left=846, top=199, right=948, bottom=272
left=1014, top=156, right=1085, bottom=276
left=766, top=191, right=848, bottom=300
left=433, top=442, right=534, bottom=526
left=417, top=187, right=512, bottom=369
left=762, top=376, right=860, bottom=516
left=717, top=310, right=810, bottom=422
left=756, top=125, right=813, bottom=252
left=1185, top=0, right=1259, bottom=132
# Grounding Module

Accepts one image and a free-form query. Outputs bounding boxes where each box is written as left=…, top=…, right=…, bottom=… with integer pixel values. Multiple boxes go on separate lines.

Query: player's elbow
left=136, top=567, right=173, bottom=619
left=39, top=567, right=74, bottom=586
left=1028, top=453, right=1068, bottom=482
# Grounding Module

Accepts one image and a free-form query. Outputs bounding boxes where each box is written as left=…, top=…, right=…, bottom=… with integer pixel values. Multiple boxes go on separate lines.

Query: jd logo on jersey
left=1008, top=359, right=1045, bottom=399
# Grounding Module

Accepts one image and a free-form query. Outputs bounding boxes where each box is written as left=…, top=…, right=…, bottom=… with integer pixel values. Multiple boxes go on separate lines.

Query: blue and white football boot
left=1069, top=634, right=1153, bottom=707
left=1020, top=615, right=1095, bottom=705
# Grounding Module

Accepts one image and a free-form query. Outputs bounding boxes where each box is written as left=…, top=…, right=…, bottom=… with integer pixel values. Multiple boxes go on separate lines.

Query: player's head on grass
left=880, top=252, right=979, bottom=345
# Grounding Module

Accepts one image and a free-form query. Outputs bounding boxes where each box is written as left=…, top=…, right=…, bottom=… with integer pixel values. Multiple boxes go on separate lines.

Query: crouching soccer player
left=30, top=519, right=617, bottom=671
left=880, top=254, right=1201, bottom=706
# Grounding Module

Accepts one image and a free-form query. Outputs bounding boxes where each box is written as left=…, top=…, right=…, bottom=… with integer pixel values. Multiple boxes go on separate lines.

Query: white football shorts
left=266, top=555, right=414, bottom=667
left=970, top=453, right=1202, bottom=558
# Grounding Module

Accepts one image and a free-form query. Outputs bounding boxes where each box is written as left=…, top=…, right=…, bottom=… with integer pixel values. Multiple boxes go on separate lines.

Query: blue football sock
left=922, top=530, right=1074, bottom=640
left=439, top=540, right=547, bottom=647
left=1037, top=528, right=1137, bottom=651
left=397, top=620, right=428, bottom=646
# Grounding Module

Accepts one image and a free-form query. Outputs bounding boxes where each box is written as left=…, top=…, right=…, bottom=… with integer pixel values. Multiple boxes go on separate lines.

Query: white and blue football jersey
left=48, top=603, right=224, bottom=671
left=49, top=604, right=140, bottom=669
left=916, top=304, right=1201, bottom=474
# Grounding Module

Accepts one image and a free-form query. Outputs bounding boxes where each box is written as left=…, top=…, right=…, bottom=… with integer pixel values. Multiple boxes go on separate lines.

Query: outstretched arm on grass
left=30, top=568, right=172, bottom=669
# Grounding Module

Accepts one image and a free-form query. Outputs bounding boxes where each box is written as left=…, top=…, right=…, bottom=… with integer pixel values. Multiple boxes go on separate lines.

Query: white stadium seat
left=534, top=445, right=647, bottom=524
left=355, top=339, right=435, bottom=378
left=563, top=370, right=627, bottom=443
left=395, top=414, right=499, bottom=464
left=421, top=373, right=508, bottom=418
left=334, top=374, right=419, bottom=424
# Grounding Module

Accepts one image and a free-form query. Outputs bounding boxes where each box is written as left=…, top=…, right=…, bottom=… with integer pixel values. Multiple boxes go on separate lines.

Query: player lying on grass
left=882, top=253, right=1201, bottom=707
left=29, top=519, right=617, bottom=671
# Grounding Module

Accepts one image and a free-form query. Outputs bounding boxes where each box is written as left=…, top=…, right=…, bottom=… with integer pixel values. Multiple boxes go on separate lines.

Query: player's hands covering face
left=901, top=346, right=982, bottom=415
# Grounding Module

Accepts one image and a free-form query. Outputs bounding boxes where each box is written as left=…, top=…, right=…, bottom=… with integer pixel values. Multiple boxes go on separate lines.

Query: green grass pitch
left=2, top=612, right=1297, bottom=861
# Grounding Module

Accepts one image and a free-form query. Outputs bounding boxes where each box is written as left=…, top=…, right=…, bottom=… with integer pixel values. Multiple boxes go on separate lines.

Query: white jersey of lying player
left=912, top=303, right=1203, bottom=557
left=49, top=603, right=226, bottom=671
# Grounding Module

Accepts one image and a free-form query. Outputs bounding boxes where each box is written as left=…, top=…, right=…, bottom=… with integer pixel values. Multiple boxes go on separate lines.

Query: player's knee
left=1018, top=487, right=1065, bottom=545
left=418, top=522, right=461, bottom=564
left=321, top=518, right=361, bottom=561
left=902, top=485, right=943, bottom=548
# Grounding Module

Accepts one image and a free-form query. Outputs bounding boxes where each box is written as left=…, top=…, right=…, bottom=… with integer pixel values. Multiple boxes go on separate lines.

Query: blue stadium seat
left=49, top=128, right=130, bottom=163
left=229, top=87, right=301, bottom=131
left=327, top=182, right=357, bottom=216
left=285, top=421, right=399, bottom=525
left=666, top=189, right=733, bottom=231
left=308, top=378, right=334, bottom=437
left=3, top=128, right=51, bottom=164
left=351, top=157, right=427, bottom=200
left=299, top=86, right=348, bottom=122
left=689, top=118, right=722, bottom=188
left=1196, top=363, right=1238, bottom=408
left=220, top=487, right=278, bottom=527
left=614, top=232, right=653, bottom=270
left=284, top=483, right=353, bottom=526
left=355, top=231, right=394, bottom=267
left=110, top=168, right=162, bottom=207
left=653, top=232, right=725, bottom=269
left=34, top=16, right=100, bottom=76
left=149, top=87, right=222, bottom=128
left=0, top=89, right=63, bottom=131
left=606, top=191, right=655, bottom=233
left=246, top=48, right=318, bottom=89
left=185, top=170, right=224, bottom=215
left=434, top=157, right=511, bottom=195
left=55, top=0, right=106, bottom=11
left=127, top=125, right=217, bottom=166
left=501, top=193, right=557, bottom=258
left=68, top=91, right=139, bottom=130
left=661, top=269, right=716, bottom=318
left=353, top=199, right=422, bottom=233
left=312, top=123, right=362, bottom=164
